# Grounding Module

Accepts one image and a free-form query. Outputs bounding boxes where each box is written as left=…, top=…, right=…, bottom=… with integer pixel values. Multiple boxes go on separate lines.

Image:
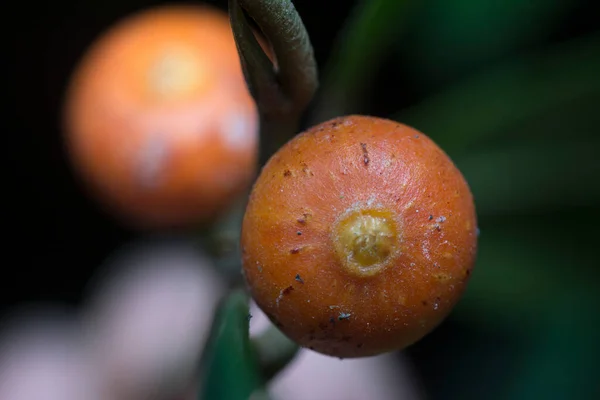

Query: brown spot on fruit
left=241, top=115, right=478, bottom=358
left=360, top=142, right=369, bottom=166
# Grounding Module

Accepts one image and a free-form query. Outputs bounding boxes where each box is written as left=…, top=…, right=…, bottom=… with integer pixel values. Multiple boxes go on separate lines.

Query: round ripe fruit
left=241, top=115, right=478, bottom=358
left=63, top=5, right=259, bottom=229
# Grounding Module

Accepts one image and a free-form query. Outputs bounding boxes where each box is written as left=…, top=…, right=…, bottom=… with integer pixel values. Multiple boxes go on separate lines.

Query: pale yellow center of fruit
left=147, top=47, right=211, bottom=100
left=333, top=208, right=399, bottom=277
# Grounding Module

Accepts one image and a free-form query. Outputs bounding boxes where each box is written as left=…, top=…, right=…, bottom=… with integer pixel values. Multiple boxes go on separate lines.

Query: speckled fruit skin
left=241, top=115, right=478, bottom=358
left=63, top=5, right=259, bottom=229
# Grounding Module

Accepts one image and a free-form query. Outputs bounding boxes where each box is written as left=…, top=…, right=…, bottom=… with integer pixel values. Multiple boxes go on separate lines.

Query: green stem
left=236, top=0, right=317, bottom=112
left=195, top=197, right=248, bottom=286
left=229, top=0, right=318, bottom=165
left=251, top=323, right=300, bottom=381
left=257, top=113, right=300, bottom=166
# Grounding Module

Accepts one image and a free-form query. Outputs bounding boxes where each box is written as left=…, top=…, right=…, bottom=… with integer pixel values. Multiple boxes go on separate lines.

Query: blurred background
left=4, top=0, right=600, bottom=399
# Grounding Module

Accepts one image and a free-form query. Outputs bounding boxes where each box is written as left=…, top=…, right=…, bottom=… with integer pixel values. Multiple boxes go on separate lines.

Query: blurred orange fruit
left=241, top=115, right=478, bottom=358
left=63, top=4, right=260, bottom=229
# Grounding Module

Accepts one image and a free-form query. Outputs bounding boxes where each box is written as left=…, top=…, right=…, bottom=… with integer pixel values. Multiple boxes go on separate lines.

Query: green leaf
left=500, top=292, right=600, bottom=400
left=453, top=224, right=599, bottom=332
left=199, top=289, right=263, bottom=400
left=399, top=0, right=578, bottom=89
left=394, top=33, right=600, bottom=158
left=455, top=137, right=600, bottom=216
left=311, top=0, right=418, bottom=123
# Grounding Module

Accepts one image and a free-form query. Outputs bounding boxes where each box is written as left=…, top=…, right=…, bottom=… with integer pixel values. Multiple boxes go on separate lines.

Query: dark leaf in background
left=398, top=0, right=578, bottom=91
left=395, top=33, right=600, bottom=157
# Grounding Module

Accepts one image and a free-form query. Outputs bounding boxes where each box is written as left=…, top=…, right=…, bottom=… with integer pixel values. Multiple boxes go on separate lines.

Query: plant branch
left=251, top=322, right=299, bottom=381
left=229, top=0, right=318, bottom=165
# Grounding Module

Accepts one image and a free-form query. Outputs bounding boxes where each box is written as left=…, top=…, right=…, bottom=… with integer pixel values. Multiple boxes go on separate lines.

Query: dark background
left=4, top=0, right=600, bottom=399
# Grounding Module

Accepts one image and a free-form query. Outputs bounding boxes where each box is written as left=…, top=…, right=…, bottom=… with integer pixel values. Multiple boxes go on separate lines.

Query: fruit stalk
left=229, top=0, right=318, bottom=165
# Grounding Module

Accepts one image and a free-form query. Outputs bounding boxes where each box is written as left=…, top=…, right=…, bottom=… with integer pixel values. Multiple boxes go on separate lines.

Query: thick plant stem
left=236, top=0, right=317, bottom=112
left=229, top=0, right=318, bottom=165
left=252, top=322, right=300, bottom=381
left=258, top=113, right=300, bottom=166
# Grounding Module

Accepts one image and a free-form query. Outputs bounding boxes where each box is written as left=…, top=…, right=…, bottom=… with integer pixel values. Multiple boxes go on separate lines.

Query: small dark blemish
left=414, top=134, right=420, bottom=138
left=297, top=231, right=302, bottom=235
left=295, top=274, right=304, bottom=284
left=436, top=216, right=447, bottom=223
left=247, top=313, right=253, bottom=321
left=301, top=162, right=314, bottom=176
left=422, top=300, right=428, bottom=306
left=329, top=316, right=336, bottom=325
left=309, top=335, right=315, bottom=341
left=360, top=143, right=369, bottom=166
left=466, top=269, right=471, bottom=276
left=282, top=285, right=294, bottom=296
left=338, top=312, right=351, bottom=321
left=434, top=262, right=440, bottom=268
left=434, top=224, right=441, bottom=231
left=342, top=336, right=352, bottom=342
left=283, top=169, right=292, bottom=177
left=290, top=248, right=300, bottom=254
left=331, top=120, right=341, bottom=128
left=309, top=346, right=315, bottom=350
left=356, top=343, right=363, bottom=348
left=428, top=215, right=433, bottom=220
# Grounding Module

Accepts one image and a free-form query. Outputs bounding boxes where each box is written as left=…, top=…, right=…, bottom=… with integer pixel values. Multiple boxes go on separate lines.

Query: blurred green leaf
left=399, top=0, right=578, bottom=89
left=456, top=137, right=600, bottom=216
left=199, top=289, right=263, bottom=400
left=311, top=0, right=418, bottom=123
left=454, top=223, right=600, bottom=332
left=501, top=292, right=600, bottom=399
left=394, top=33, right=600, bottom=157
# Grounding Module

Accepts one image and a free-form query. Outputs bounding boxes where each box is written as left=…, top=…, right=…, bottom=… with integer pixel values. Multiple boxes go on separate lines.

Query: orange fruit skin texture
left=63, top=4, right=259, bottom=229
left=241, top=115, right=478, bottom=358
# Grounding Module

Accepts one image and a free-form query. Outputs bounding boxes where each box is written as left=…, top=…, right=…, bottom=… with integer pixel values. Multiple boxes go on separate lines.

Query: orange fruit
left=63, top=4, right=259, bottom=229
left=241, top=115, right=478, bottom=358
